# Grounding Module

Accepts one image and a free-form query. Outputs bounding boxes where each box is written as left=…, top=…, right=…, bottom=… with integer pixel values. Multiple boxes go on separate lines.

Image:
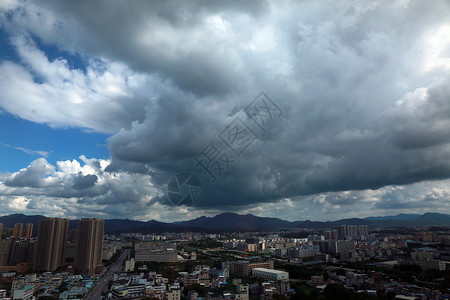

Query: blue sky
left=0, top=0, right=449, bottom=222
left=0, top=114, right=109, bottom=172
left=0, top=27, right=107, bottom=172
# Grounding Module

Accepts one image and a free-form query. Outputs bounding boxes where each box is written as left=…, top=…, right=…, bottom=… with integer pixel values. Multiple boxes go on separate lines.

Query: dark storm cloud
left=34, top=0, right=268, bottom=96
left=100, top=1, right=450, bottom=209
left=387, top=79, right=450, bottom=150
left=0, top=0, right=449, bottom=217
left=71, top=173, right=98, bottom=190
left=105, top=77, right=450, bottom=209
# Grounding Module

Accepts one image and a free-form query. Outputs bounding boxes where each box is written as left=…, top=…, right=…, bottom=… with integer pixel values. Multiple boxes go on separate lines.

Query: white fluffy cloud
left=1, top=157, right=448, bottom=221
left=0, top=35, right=159, bottom=134
left=0, top=156, right=166, bottom=219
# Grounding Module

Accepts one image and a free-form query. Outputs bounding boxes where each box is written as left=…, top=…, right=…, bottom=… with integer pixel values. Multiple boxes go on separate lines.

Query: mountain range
left=0, top=212, right=449, bottom=234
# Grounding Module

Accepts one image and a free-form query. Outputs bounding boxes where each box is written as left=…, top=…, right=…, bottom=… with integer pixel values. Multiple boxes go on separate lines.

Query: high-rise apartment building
left=9, top=239, right=36, bottom=266
left=324, top=229, right=338, bottom=240
left=74, top=218, right=104, bottom=275
left=335, top=224, right=369, bottom=240
left=13, top=223, right=23, bottom=238
left=24, top=224, right=33, bottom=238
left=0, top=223, right=3, bottom=239
left=348, top=225, right=358, bottom=237
left=0, top=240, right=11, bottom=265
left=358, top=225, right=369, bottom=237
left=33, top=218, right=69, bottom=271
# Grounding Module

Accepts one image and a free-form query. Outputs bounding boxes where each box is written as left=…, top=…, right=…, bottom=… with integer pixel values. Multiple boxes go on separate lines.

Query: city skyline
left=0, top=215, right=448, bottom=299
left=0, top=212, right=449, bottom=235
left=0, top=1, right=449, bottom=222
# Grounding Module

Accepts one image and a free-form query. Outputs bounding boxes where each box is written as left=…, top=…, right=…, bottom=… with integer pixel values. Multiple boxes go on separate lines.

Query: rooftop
left=252, top=268, right=288, bottom=275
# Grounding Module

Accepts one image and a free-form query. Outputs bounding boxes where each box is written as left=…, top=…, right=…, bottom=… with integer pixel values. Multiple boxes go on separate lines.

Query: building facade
left=135, top=249, right=177, bottom=262
left=24, top=223, right=33, bottom=238
left=229, top=261, right=274, bottom=277
left=74, top=218, right=104, bottom=275
left=13, top=223, right=23, bottom=238
left=252, top=268, right=289, bottom=281
left=9, top=238, right=35, bottom=265
left=33, top=218, right=69, bottom=271
left=0, top=240, right=11, bottom=265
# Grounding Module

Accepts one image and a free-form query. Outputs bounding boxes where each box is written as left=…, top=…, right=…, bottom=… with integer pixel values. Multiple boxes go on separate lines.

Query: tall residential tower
left=12, top=223, right=23, bottom=238
left=74, top=218, right=104, bottom=275
left=24, top=223, right=33, bottom=238
left=33, top=218, right=69, bottom=271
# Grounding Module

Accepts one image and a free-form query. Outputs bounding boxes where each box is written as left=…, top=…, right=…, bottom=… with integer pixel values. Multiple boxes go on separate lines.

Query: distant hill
left=365, top=212, right=450, bottom=227
left=290, top=218, right=369, bottom=229
left=365, top=213, right=421, bottom=221
left=177, top=213, right=293, bottom=232
left=0, top=213, right=46, bottom=236
left=0, top=212, right=449, bottom=234
left=416, top=212, right=450, bottom=224
left=0, top=213, right=45, bottom=228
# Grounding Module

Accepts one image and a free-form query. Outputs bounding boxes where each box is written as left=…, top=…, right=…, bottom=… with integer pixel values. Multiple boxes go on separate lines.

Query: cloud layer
left=0, top=0, right=449, bottom=220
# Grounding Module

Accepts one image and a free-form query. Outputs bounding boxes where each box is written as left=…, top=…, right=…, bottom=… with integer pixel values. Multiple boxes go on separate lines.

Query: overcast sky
left=0, top=0, right=449, bottom=222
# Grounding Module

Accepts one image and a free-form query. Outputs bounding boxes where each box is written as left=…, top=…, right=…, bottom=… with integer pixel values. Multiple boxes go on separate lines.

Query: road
left=85, top=249, right=129, bottom=300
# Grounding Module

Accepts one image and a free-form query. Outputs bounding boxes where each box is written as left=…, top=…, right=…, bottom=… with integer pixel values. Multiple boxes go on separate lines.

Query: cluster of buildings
left=308, top=267, right=445, bottom=299
left=0, top=223, right=35, bottom=274
left=0, top=219, right=448, bottom=299
left=373, top=247, right=448, bottom=272
left=218, top=226, right=450, bottom=298
left=108, top=260, right=291, bottom=300
left=0, top=218, right=106, bottom=299
left=222, top=225, right=369, bottom=262
left=7, top=272, right=97, bottom=299
left=110, top=271, right=179, bottom=299
left=220, top=225, right=450, bottom=270
left=121, top=232, right=221, bottom=242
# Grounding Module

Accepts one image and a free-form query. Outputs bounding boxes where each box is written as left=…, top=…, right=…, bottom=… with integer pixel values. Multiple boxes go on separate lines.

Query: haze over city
left=0, top=0, right=449, bottom=222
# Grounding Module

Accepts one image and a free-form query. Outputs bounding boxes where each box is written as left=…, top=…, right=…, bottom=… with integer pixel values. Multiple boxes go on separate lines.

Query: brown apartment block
left=74, top=218, right=104, bottom=275
left=24, top=223, right=33, bottom=238
left=33, top=218, right=69, bottom=272
left=0, top=223, right=3, bottom=239
left=0, top=240, right=11, bottom=265
left=13, top=223, right=23, bottom=238
left=230, top=260, right=274, bottom=276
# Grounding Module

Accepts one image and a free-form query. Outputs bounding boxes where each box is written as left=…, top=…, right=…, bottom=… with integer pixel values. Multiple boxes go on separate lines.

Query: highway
left=85, top=249, right=129, bottom=300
